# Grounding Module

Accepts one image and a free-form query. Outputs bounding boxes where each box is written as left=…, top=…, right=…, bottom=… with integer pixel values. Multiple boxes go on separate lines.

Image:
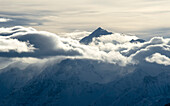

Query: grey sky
left=0, top=0, right=170, bottom=38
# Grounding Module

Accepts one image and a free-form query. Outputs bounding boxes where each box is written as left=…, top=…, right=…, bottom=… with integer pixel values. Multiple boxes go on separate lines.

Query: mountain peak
left=91, top=27, right=112, bottom=37
left=80, top=27, right=112, bottom=45
left=96, top=27, right=102, bottom=30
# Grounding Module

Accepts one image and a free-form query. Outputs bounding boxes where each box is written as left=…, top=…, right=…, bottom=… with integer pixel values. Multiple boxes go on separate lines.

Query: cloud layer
left=0, top=26, right=169, bottom=67
left=0, top=26, right=83, bottom=58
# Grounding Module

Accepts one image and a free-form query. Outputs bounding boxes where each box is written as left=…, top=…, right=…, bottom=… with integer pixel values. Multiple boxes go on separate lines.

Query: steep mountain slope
left=0, top=59, right=119, bottom=105
left=1, top=59, right=170, bottom=106
left=0, top=64, right=43, bottom=103
left=92, top=68, right=170, bottom=106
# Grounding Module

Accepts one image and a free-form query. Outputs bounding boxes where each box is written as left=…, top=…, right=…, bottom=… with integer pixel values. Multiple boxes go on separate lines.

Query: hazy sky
left=1, top=0, right=170, bottom=38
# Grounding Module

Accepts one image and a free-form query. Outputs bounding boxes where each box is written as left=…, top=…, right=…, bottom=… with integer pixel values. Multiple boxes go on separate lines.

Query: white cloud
left=146, top=53, right=170, bottom=66
left=0, top=18, right=12, bottom=22
left=121, top=37, right=170, bottom=57
left=0, top=37, right=35, bottom=53
left=92, top=33, right=138, bottom=45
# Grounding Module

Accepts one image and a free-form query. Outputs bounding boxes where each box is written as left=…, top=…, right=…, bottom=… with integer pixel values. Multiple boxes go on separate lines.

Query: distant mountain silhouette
left=80, top=27, right=112, bottom=45
left=130, top=39, right=145, bottom=43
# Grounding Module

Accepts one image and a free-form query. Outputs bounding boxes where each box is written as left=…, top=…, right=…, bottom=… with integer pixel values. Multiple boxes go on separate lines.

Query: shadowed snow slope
left=0, top=59, right=170, bottom=106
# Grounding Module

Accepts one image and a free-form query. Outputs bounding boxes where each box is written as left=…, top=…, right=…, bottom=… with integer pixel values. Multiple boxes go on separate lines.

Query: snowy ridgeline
left=0, top=26, right=169, bottom=106
left=0, top=59, right=170, bottom=106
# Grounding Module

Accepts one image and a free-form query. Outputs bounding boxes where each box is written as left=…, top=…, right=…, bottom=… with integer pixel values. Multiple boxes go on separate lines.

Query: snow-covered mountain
left=1, top=59, right=170, bottom=106
left=0, top=59, right=170, bottom=106
left=0, top=63, right=44, bottom=103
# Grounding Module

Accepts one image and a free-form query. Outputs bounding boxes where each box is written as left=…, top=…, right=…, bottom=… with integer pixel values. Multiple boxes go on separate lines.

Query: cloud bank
left=0, top=26, right=169, bottom=67
left=0, top=26, right=84, bottom=58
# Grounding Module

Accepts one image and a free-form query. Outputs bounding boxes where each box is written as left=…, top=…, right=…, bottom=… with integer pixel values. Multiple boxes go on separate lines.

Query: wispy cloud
left=0, top=0, right=170, bottom=36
